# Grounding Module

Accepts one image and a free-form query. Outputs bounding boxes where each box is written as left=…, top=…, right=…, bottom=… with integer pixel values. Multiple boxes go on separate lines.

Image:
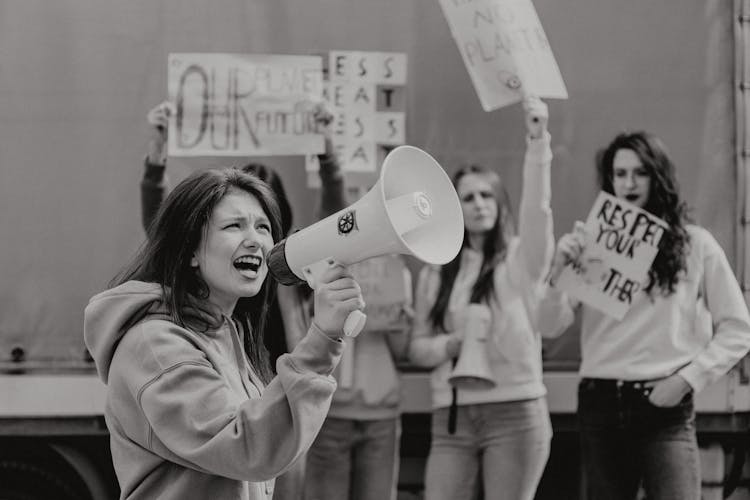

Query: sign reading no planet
left=438, top=0, right=568, bottom=111
left=556, top=192, right=668, bottom=320
left=167, top=53, right=324, bottom=157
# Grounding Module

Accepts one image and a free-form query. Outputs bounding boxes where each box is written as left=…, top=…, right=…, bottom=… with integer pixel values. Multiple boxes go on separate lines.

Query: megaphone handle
left=344, top=310, right=367, bottom=338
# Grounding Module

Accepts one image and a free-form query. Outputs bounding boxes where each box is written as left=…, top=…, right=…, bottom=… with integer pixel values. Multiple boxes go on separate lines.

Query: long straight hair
left=596, top=131, right=691, bottom=295
left=113, top=168, right=282, bottom=383
left=429, top=164, right=515, bottom=332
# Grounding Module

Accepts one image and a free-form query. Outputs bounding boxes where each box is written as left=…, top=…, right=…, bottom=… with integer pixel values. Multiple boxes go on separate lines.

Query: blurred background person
left=546, top=131, right=750, bottom=500
left=408, top=97, right=556, bottom=500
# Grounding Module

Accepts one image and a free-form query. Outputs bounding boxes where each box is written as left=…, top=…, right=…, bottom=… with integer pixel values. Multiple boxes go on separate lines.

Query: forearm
left=408, top=331, right=453, bottom=367
left=316, top=151, right=346, bottom=220
left=518, top=132, right=554, bottom=281
left=140, top=159, right=168, bottom=232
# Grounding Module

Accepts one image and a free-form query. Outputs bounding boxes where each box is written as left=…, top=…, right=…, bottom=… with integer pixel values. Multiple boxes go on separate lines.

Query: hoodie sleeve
left=135, top=322, right=343, bottom=482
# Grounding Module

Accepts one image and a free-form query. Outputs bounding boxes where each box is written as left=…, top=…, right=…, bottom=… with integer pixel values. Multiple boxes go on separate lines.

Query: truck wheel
left=0, top=459, right=86, bottom=500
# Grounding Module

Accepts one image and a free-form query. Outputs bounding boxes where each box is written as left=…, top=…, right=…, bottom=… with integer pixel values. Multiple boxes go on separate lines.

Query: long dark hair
left=114, top=168, right=282, bottom=383
left=596, top=131, right=691, bottom=296
left=429, top=164, right=515, bottom=331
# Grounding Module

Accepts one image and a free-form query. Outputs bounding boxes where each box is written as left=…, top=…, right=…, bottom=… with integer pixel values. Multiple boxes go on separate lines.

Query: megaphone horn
left=448, top=304, right=496, bottom=390
left=267, top=145, right=464, bottom=337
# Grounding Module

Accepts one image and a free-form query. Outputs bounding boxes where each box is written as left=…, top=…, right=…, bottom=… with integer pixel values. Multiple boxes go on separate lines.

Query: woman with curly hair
left=546, top=131, right=750, bottom=499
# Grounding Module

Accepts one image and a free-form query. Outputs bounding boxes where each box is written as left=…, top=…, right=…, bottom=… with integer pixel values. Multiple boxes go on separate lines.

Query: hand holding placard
left=554, top=192, right=668, bottom=319
left=523, top=96, right=547, bottom=136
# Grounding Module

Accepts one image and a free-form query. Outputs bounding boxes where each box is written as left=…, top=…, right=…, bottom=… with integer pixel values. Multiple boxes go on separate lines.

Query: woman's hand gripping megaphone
left=304, top=259, right=367, bottom=338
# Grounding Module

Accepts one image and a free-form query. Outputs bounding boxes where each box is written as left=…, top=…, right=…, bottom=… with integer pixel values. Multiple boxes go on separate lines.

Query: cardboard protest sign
left=167, top=53, right=324, bottom=156
left=350, top=254, right=410, bottom=332
left=306, top=51, right=407, bottom=187
left=556, top=192, right=668, bottom=320
left=336, top=254, right=410, bottom=389
left=438, top=0, right=568, bottom=111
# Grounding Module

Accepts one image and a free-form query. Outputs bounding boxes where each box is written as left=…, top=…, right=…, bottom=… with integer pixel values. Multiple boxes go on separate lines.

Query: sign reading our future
left=306, top=50, right=407, bottom=187
left=167, top=53, right=324, bottom=156
left=556, top=192, right=668, bottom=320
left=438, top=0, right=567, bottom=111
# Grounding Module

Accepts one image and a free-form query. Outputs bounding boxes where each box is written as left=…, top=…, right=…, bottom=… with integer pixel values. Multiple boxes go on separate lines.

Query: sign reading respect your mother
left=556, top=192, right=668, bottom=320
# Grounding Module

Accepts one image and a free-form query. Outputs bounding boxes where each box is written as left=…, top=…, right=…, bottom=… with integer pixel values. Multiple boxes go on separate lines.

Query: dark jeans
left=577, top=378, right=700, bottom=500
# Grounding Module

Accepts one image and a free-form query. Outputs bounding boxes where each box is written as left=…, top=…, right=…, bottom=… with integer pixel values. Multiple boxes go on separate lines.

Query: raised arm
left=313, top=103, right=346, bottom=220
left=141, top=101, right=172, bottom=232
left=515, top=97, right=554, bottom=283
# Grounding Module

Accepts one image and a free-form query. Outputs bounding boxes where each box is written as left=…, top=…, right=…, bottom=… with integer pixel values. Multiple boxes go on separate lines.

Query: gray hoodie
left=84, top=280, right=343, bottom=500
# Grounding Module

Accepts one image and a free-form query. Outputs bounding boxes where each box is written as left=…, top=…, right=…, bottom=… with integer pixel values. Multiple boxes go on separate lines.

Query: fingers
left=316, top=263, right=365, bottom=308
left=558, top=234, right=584, bottom=260
left=312, top=101, right=334, bottom=126
left=316, top=262, right=353, bottom=284
left=522, top=96, right=548, bottom=138
left=147, top=101, right=174, bottom=129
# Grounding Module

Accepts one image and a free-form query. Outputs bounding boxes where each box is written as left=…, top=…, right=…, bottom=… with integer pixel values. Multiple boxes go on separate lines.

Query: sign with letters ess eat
left=306, top=50, right=407, bottom=186
left=438, top=0, right=567, bottom=111
left=167, top=53, right=324, bottom=156
left=556, top=191, right=668, bottom=320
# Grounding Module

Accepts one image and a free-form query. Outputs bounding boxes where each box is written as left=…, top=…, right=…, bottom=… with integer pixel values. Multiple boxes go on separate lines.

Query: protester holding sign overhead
left=408, top=97, right=556, bottom=500
left=545, top=131, right=750, bottom=500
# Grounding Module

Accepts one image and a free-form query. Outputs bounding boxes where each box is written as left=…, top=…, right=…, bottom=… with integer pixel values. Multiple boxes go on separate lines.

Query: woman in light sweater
left=408, top=97, right=555, bottom=500
left=546, top=131, right=750, bottom=500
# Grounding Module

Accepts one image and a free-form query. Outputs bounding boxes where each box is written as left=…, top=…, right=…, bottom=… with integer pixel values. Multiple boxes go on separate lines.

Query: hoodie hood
left=84, top=280, right=224, bottom=383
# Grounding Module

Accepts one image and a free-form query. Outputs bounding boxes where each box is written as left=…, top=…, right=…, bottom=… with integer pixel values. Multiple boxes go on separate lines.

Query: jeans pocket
left=645, top=390, right=694, bottom=409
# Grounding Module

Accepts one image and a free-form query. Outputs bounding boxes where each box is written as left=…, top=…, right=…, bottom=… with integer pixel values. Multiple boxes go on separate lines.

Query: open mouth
left=234, top=255, right=262, bottom=277
left=624, top=194, right=640, bottom=203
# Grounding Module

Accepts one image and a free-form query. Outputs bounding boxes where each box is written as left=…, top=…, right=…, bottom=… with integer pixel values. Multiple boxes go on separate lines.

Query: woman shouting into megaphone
left=84, top=168, right=363, bottom=500
left=408, top=97, right=557, bottom=500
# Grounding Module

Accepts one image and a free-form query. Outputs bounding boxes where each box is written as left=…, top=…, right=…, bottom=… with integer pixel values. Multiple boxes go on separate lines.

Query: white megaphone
left=448, top=304, right=496, bottom=390
left=267, top=145, right=464, bottom=337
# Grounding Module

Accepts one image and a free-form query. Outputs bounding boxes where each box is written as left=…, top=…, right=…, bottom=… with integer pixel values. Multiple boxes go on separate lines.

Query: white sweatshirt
left=409, top=133, right=556, bottom=409
left=545, top=225, right=750, bottom=393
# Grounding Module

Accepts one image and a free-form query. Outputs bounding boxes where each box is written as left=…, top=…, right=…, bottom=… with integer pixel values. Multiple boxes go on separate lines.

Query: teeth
left=235, top=256, right=261, bottom=264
